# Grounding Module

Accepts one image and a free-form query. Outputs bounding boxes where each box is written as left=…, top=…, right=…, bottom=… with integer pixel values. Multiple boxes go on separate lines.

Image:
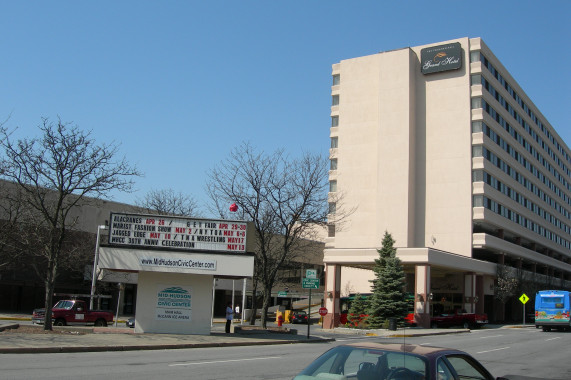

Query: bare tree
left=495, top=264, right=520, bottom=303
left=0, top=118, right=140, bottom=330
left=136, top=188, right=200, bottom=217
left=0, top=180, right=94, bottom=279
left=206, top=142, right=330, bottom=328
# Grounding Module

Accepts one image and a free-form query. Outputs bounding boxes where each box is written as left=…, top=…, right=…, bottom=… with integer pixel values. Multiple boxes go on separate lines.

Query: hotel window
left=470, top=51, right=480, bottom=63
left=328, top=224, right=335, bottom=237
left=331, top=137, right=338, bottom=148
left=472, top=121, right=483, bottom=133
left=332, top=95, right=339, bottom=106
left=331, top=115, right=339, bottom=127
left=329, top=180, right=337, bottom=192
left=332, top=74, right=340, bottom=86
left=330, top=159, right=338, bottom=171
left=329, top=202, right=336, bottom=214
left=471, top=97, right=482, bottom=109
left=470, top=74, right=481, bottom=86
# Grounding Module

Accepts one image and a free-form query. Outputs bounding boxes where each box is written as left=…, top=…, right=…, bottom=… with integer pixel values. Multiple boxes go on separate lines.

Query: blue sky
left=1, top=1, right=569, bottom=215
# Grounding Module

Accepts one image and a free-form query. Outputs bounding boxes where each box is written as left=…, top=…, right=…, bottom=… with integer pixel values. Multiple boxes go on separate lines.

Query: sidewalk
left=0, top=313, right=521, bottom=354
left=0, top=322, right=332, bottom=354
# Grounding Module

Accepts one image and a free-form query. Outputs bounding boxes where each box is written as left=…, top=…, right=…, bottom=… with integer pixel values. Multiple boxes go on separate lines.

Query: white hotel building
left=323, top=37, right=571, bottom=328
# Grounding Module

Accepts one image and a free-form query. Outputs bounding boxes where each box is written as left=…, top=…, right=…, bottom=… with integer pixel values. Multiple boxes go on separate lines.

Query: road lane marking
left=478, top=335, right=503, bottom=339
left=476, top=347, right=510, bottom=354
left=545, top=337, right=561, bottom=341
left=169, top=356, right=281, bottom=367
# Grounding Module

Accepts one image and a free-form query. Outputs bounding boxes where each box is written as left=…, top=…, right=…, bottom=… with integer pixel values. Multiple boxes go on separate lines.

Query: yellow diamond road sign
left=519, top=293, right=529, bottom=304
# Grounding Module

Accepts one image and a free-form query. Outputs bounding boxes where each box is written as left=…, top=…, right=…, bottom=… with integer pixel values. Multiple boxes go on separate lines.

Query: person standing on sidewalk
left=225, top=302, right=233, bottom=333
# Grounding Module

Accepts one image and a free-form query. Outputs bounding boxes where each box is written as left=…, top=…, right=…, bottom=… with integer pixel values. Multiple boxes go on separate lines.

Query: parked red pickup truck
left=430, top=309, right=488, bottom=329
left=32, top=300, right=114, bottom=327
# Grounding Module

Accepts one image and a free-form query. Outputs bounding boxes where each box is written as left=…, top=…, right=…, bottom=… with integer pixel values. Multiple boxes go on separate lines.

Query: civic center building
left=323, top=37, right=571, bottom=328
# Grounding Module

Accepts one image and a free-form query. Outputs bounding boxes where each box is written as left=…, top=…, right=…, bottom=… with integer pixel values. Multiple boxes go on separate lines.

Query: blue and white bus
left=535, top=290, right=571, bottom=332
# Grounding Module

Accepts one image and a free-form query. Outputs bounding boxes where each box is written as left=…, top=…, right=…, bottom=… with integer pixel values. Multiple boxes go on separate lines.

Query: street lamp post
left=90, top=225, right=108, bottom=310
left=114, top=283, right=124, bottom=327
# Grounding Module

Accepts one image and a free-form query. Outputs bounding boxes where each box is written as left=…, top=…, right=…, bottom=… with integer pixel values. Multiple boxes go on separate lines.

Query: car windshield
left=294, top=345, right=427, bottom=380
left=53, top=301, right=74, bottom=310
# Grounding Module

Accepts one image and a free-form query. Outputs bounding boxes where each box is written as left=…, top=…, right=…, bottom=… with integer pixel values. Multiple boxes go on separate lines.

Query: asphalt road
left=406, top=327, right=570, bottom=379
left=0, top=327, right=569, bottom=379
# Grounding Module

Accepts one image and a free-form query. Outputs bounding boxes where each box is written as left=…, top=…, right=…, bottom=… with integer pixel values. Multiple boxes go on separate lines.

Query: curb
left=0, top=323, right=19, bottom=332
left=0, top=317, right=130, bottom=325
left=331, top=327, right=469, bottom=337
left=0, top=337, right=335, bottom=354
left=386, top=329, right=469, bottom=338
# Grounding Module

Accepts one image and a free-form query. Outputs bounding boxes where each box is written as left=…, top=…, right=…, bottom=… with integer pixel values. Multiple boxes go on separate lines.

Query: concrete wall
left=410, top=38, right=473, bottom=255
left=339, top=267, right=374, bottom=296
left=327, top=37, right=473, bottom=258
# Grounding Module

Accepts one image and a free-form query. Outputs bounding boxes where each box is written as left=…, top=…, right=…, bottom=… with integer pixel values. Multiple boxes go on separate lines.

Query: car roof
left=338, top=342, right=465, bottom=357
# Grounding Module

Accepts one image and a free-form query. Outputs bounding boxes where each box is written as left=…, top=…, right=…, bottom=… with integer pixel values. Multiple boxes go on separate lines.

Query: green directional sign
left=277, top=291, right=288, bottom=297
left=302, top=278, right=320, bottom=289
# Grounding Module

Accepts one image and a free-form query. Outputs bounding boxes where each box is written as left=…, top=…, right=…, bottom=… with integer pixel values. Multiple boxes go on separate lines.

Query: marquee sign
left=108, top=213, right=247, bottom=253
left=421, top=42, right=462, bottom=74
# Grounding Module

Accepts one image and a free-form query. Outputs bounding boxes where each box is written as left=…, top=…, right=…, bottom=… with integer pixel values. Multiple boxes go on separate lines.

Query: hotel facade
left=323, top=37, right=571, bottom=328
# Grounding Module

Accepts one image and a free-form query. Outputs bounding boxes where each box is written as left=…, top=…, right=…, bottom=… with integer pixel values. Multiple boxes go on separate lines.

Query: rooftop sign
left=420, top=42, right=462, bottom=74
left=108, top=213, right=247, bottom=254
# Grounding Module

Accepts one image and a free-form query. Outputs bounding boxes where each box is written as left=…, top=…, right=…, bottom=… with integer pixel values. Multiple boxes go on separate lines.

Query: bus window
left=541, top=297, right=563, bottom=307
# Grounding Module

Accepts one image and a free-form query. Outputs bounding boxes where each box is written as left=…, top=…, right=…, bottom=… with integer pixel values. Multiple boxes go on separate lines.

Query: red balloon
left=229, top=203, right=238, bottom=212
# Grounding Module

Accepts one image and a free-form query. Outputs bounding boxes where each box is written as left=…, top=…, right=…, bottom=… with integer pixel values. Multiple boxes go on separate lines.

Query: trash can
left=388, top=318, right=397, bottom=331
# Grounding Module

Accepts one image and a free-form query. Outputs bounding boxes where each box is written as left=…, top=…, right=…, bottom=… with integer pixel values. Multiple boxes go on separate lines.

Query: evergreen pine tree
left=367, top=231, right=408, bottom=328
left=347, top=293, right=368, bottom=327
